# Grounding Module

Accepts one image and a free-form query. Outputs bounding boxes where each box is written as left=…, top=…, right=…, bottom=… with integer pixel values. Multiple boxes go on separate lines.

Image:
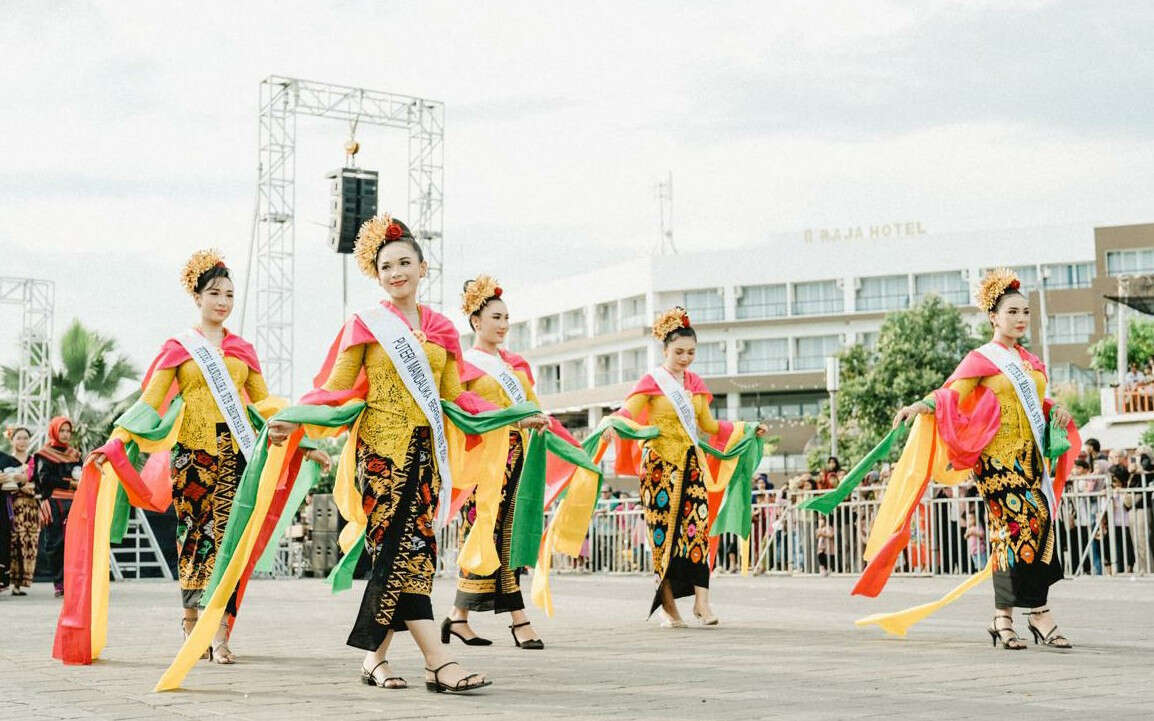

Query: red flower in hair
left=493, top=286, right=503, bottom=297
left=385, top=222, right=403, bottom=241
left=1009, top=279, right=1020, bottom=290
left=680, top=314, right=691, bottom=328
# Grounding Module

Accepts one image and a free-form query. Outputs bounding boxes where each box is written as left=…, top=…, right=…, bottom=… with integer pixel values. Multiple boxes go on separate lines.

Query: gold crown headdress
left=180, top=249, right=227, bottom=297
left=353, top=214, right=411, bottom=278
left=974, top=267, right=1022, bottom=312
left=461, top=275, right=503, bottom=317
left=652, top=306, right=691, bottom=340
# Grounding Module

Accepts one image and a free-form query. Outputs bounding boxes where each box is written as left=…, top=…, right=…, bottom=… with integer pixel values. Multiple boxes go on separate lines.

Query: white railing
left=272, top=474, right=1154, bottom=580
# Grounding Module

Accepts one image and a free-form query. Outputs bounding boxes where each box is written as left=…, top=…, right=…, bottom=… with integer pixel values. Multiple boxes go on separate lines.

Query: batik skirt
left=976, top=443, right=1062, bottom=608
left=8, top=494, right=39, bottom=588
left=171, top=423, right=244, bottom=611
left=347, top=426, right=440, bottom=650
left=640, top=445, right=710, bottom=616
left=455, top=431, right=526, bottom=614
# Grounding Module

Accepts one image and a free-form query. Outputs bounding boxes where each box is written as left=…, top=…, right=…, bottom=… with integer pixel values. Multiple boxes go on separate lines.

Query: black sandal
left=424, top=661, right=492, bottom=694
left=987, top=613, right=1026, bottom=650
left=361, top=659, right=407, bottom=689
left=1025, top=609, right=1072, bottom=649
left=510, top=621, right=544, bottom=650
left=440, top=617, right=492, bottom=646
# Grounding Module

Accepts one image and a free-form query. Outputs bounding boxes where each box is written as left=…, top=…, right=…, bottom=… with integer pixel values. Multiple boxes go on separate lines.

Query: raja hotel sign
left=804, top=221, right=926, bottom=243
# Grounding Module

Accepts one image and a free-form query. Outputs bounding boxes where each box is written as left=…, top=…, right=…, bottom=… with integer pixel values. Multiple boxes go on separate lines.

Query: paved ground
left=2, top=572, right=1152, bottom=720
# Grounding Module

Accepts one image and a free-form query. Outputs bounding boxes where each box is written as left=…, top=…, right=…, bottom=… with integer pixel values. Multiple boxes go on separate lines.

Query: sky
left=2, top=0, right=1153, bottom=394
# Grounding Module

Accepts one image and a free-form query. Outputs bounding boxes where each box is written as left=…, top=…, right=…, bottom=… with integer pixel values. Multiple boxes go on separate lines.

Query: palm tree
left=1, top=319, right=139, bottom=451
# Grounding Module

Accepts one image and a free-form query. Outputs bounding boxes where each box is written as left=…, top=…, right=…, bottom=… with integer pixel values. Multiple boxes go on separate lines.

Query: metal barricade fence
left=272, top=474, right=1154, bottom=580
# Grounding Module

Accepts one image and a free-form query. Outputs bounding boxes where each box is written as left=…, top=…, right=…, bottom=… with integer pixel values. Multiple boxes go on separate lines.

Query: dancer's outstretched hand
left=892, top=401, right=933, bottom=428
left=267, top=420, right=299, bottom=445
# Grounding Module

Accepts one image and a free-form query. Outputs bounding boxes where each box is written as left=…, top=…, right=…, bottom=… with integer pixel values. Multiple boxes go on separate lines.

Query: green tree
left=1, top=319, right=139, bottom=451
left=1088, top=317, right=1154, bottom=371
left=808, top=296, right=983, bottom=468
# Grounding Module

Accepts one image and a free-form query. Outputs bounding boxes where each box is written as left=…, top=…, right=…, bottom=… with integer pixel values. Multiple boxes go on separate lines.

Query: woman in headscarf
left=34, top=417, right=82, bottom=597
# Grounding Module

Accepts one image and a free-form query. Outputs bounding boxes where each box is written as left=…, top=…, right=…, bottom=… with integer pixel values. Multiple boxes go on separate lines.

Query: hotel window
left=537, top=364, right=561, bottom=395
left=737, top=338, right=789, bottom=373
left=562, top=308, right=586, bottom=341
left=792, top=280, right=843, bottom=315
left=794, top=335, right=842, bottom=371
left=562, top=358, right=588, bottom=392
left=537, top=315, right=561, bottom=345
left=736, top=283, right=788, bottom=319
left=621, top=347, right=648, bottom=382
left=621, top=295, right=647, bottom=329
left=856, top=275, right=908, bottom=312
left=860, top=331, right=880, bottom=349
left=684, top=288, right=725, bottom=322
left=913, top=271, right=968, bottom=305
left=1047, top=313, right=1094, bottom=345
left=594, top=353, right=620, bottom=386
left=1106, top=248, right=1154, bottom=276
left=738, top=392, right=823, bottom=421
left=594, top=301, right=618, bottom=335
left=507, top=321, right=530, bottom=352
left=694, top=341, right=727, bottom=376
left=1006, top=265, right=1039, bottom=291
left=1044, top=262, right=1094, bottom=289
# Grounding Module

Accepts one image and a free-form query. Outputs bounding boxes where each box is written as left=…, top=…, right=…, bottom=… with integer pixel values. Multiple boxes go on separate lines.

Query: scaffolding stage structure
left=248, top=76, right=445, bottom=395
left=0, top=277, right=54, bottom=448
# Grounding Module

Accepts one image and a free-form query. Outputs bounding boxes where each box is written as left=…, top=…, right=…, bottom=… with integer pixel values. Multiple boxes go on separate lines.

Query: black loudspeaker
left=326, top=168, right=379, bottom=253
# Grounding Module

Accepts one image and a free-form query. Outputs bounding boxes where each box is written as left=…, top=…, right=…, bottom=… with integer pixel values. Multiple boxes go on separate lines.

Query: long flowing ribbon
left=798, top=424, right=904, bottom=515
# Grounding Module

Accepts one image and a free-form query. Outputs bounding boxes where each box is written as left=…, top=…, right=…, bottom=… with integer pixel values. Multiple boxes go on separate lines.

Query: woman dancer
left=1, top=426, right=39, bottom=595
left=607, top=307, right=766, bottom=626
left=35, top=417, right=82, bottom=597
left=87, top=250, right=328, bottom=664
left=881, top=268, right=1078, bottom=648
left=267, top=217, right=518, bottom=693
left=443, top=276, right=549, bottom=650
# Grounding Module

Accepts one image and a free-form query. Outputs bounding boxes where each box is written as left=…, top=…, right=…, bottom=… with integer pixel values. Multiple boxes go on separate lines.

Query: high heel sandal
left=181, top=618, right=211, bottom=660
left=440, top=617, right=492, bottom=646
left=361, top=659, right=407, bottom=689
left=211, top=620, right=237, bottom=664
left=1024, top=609, right=1072, bottom=649
left=424, top=661, right=492, bottom=694
left=510, top=621, right=544, bottom=650
left=693, top=609, right=720, bottom=626
left=986, top=613, right=1026, bottom=650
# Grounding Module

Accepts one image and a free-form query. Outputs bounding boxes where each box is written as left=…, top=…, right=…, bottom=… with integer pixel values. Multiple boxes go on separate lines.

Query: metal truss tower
left=0, top=277, right=54, bottom=447
left=250, top=76, right=445, bottom=395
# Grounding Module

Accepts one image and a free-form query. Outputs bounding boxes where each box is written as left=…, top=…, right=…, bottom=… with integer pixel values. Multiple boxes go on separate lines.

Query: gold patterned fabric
left=640, top=447, right=711, bottom=616
left=320, top=340, right=467, bottom=460
left=620, top=391, right=721, bottom=468
left=140, top=353, right=269, bottom=455
left=455, top=431, right=526, bottom=612
left=347, top=430, right=439, bottom=649
left=947, top=362, right=1063, bottom=606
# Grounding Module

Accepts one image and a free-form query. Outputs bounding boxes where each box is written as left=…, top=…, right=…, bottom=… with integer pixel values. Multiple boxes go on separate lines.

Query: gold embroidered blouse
left=139, top=353, right=270, bottom=455
left=620, top=391, right=721, bottom=464
left=320, top=340, right=468, bottom=462
left=944, top=362, right=1047, bottom=467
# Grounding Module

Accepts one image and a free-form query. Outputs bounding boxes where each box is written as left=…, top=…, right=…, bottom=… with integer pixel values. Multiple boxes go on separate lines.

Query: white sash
left=464, top=348, right=528, bottom=405
left=976, top=342, right=1058, bottom=517
left=356, top=305, right=454, bottom=528
left=175, top=331, right=258, bottom=460
left=651, top=366, right=699, bottom=446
